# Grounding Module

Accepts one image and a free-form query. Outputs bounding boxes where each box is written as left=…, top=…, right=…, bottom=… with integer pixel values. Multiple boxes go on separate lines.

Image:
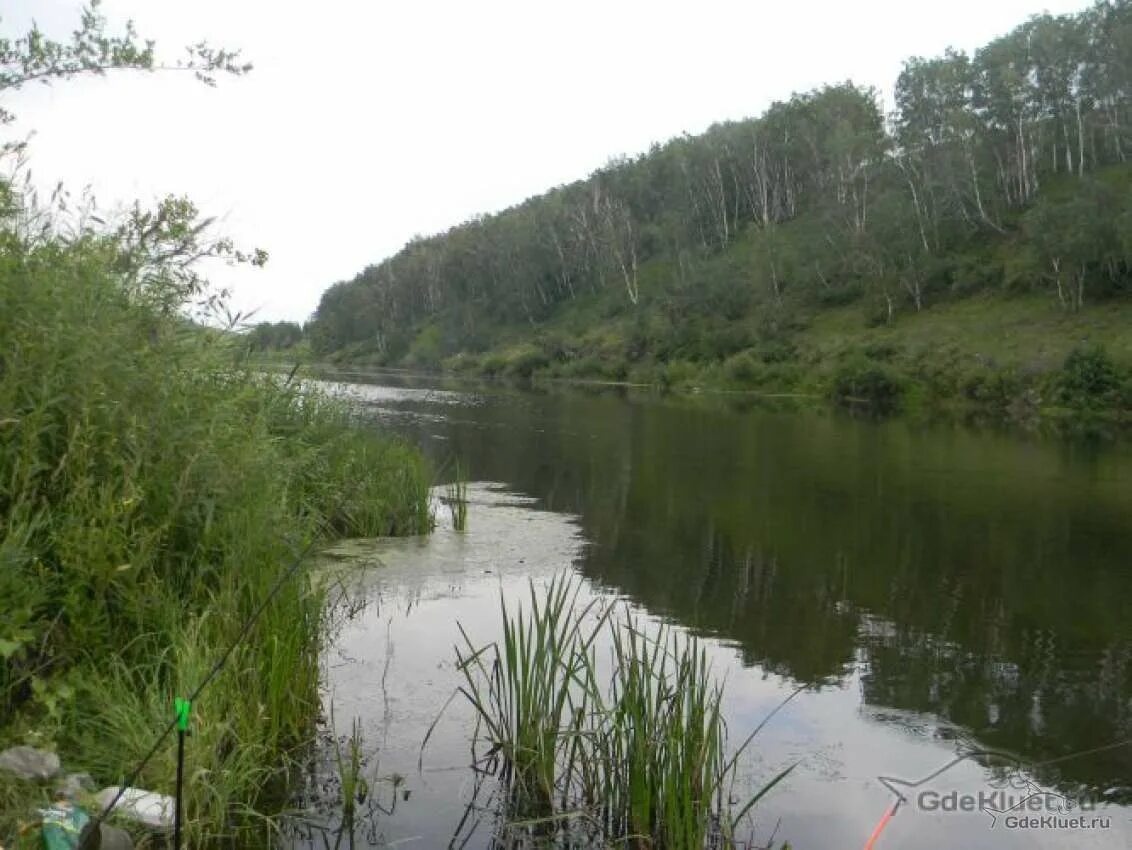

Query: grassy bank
left=0, top=207, right=431, bottom=845
left=313, top=289, right=1132, bottom=427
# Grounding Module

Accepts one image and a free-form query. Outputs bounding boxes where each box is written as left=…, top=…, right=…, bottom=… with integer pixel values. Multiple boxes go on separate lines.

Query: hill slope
left=305, top=0, right=1132, bottom=416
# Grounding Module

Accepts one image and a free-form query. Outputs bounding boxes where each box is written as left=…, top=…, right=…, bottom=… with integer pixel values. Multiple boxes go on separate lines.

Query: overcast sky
left=3, top=0, right=1089, bottom=323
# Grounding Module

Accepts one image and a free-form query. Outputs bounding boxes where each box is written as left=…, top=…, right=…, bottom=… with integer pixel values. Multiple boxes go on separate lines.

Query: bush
left=830, top=359, right=905, bottom=411
left=862, top=340, right=901, bottom=362
left=864, top=296, right=896, bottom=328
left=961, top=365, right=1022, bottom=407
left=815, top=282, right=864, bottom=307
left=950, top=251, right=1003, bottom=295
left=1056, top=345, right=1123, bottom=409
left=537, top=332, right=578, bottom=364
left=626, top=361, right=664, bottom=386
left=0, top=194, right=431, bottom=842
left=480, top=352, right=509, bottom=376
left=661, top=360, right=703, bottom=389
left=405, top=323, right=443, bottom=367
left=504, top=345, right=550, bottom=378
left=756, top=338, right=798, bottom=364
left=442, top=352, right=480, bottom=372
left=723, top=350, right=762, bottom=384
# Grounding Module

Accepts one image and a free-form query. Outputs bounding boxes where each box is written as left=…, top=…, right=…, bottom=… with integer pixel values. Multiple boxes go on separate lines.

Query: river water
left=286, top=372, right=1132, bottom=850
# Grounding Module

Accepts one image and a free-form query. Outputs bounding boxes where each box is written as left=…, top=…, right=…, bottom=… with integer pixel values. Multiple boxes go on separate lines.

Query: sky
left=2, top=0, right=1091, bottom=324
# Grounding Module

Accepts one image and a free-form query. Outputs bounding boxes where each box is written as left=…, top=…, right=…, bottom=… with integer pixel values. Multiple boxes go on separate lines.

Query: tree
left=246, top=320, right=303, bottom=351
left=0, top=0, right=250, bottom=127
left=1023, top=179, right=1123, bottom=310
left=303, top=0, right=1132, bottom=363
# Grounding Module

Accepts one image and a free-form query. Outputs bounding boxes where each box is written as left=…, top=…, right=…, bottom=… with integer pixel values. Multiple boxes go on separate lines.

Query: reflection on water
left=287, top=486, right=590, bottom=848
left=289, top=374, right=1132, bottom=849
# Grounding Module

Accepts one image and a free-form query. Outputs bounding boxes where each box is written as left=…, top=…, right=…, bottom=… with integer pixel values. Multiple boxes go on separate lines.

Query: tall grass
left=444, top=459, right=469, bottom=532
left=0, top=195, right=431, bottom=845
left=453, top=578, right=607, bottom=818
left=593, top=617, right=727, bottom=845
left=451, top=577, right=794, bottom=848
left=329, top=709, right=367, bottom=831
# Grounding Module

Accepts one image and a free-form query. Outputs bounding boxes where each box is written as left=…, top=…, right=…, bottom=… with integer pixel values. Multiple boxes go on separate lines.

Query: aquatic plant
left=444, top=460, right=470, bottom=532
left=330, top=711, right=368, bottom=830
left=452, top=577, right=606, bottom=818
left=448, top=577, right=794, bottom=848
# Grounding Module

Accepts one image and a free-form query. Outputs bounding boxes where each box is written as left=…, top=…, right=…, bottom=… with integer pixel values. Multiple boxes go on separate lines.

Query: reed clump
left=0, top=183, right=431, bottom=845
left=444, top=460, right=469, bottom=531
left=452, top=577, right=794, bottom=848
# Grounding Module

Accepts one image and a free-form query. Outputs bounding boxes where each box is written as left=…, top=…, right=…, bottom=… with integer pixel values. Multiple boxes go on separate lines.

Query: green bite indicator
left=175, top=697, right=191, bottom=732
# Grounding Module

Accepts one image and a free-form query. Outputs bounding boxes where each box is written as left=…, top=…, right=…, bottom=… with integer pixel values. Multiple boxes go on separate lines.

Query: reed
left=453, top=577, right=606, bottom=818
left=330, top=711, right=368, bottom=829
left=452, top=577, right=794, bottom=848
left=0, top=187, right=431, bottom=845
left=444, top=460, right=469, bottom=532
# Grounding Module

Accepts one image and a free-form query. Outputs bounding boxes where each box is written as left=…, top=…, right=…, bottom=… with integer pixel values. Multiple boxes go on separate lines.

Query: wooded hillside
left=307, top=0, right=1132, bottom=393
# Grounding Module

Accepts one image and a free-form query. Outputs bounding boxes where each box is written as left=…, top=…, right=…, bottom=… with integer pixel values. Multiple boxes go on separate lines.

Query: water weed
left=448, top=577, right=794, bottom=848
left=444, top=460, right=469, bottom=532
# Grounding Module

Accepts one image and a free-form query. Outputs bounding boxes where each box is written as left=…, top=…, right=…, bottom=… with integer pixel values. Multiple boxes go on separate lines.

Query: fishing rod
left=78, top=537, right=317, bottom=850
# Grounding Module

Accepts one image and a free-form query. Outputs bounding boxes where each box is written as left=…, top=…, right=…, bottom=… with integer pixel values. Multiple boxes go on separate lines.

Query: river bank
left=0, top=229, right=432, bottom=847
left=304, top=293, right=1132, bottom=432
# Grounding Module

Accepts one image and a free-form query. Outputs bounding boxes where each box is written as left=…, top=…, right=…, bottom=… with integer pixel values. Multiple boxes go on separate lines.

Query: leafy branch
left=0, top=0, right=251, bottom=123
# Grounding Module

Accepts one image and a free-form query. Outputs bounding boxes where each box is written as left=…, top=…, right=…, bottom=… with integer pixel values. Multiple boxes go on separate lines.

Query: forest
left=302, top=0, right=1132, bottom=414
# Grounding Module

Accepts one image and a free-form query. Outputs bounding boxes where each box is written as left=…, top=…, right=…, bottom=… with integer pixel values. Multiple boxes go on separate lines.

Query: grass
left=329, top=708, right=367, bottom=833
left=444, top=460, right=469, bottom=532
left=452, top=577, right=602, bottom=819
left=419, top=288, right=1132, bottom=426
left=0, top=197, right=431, bottom=846
left=448, top=577, right=794, bottom=848
left=799, top=292, right=1132, bottom=374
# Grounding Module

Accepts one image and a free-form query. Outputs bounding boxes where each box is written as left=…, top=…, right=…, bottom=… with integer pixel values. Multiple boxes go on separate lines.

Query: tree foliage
left=0, top=0, right=250, bottom=125
left=309, top=0, right=1132, bottom=363
left=246, top=320, right=304, bottom=351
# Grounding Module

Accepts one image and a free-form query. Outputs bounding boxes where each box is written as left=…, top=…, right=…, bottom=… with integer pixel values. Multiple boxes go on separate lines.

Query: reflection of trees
left=861, top=624, right=1132, bottom=791
left=379, top=386, right=1132, bottom=792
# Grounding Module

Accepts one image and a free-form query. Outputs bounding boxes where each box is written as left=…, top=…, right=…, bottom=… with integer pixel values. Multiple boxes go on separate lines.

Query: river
left=286, top=372, right=1132, bottom=850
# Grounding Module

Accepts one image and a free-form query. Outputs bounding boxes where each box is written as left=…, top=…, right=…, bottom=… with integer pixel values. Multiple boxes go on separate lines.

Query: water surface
left=291, top=373, right=1132, bottom=849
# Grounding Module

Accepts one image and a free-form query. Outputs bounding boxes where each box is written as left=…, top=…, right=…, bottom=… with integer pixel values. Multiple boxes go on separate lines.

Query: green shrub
left=559, top=355, right=603, bottom=379
left=662, top=360, right=702, bottom=389
left=1056, top=345, right=1124, bottom=409
left=537, top=332, right=577, bottom=363
left=405, top=323, right=443, bottom=367
left=815, top=282, right=863, bottom=306
left=864, top=296, right=896, bottom=328
left=961, top=365, right=1022, bottom=407
left=757, top=338, right=799, bottom=364
left=600, top=356, right=630, bottom=381
left=862, top=341, right=901, bottom=362
left=724, top=350, right=761, bottom=384
left=504, top=346, right=550, bottom=378
left=442, top=352, right=480, bottom=372
left=626, top=361, right=664, bottom=386
left=480, top=352, right=509, bottom=376
left=907, top=345, right=964, bottom=400
left=0, top=192, right=430, bottom=843
left=830, top=359, right=905, bottom=410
